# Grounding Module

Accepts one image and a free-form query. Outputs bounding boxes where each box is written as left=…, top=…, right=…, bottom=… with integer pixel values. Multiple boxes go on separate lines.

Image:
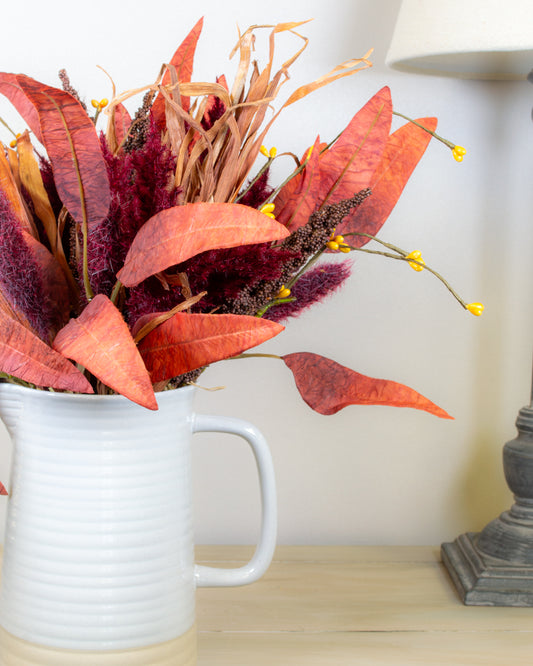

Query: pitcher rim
left=0, top=381, right=196, bottom=407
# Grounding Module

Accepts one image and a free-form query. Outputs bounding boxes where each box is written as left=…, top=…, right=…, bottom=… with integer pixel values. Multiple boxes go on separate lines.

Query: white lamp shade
left=386, top=0, right=533, bottom=80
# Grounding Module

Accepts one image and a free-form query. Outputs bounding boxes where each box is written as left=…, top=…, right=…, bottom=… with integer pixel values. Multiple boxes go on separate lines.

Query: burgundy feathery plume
left=125, top=242, right=298, bottom=325
left=39, top=157, right=64, bottom=219
left=221, top=190, right=371, bottom=317
left=237, top=169, right=273, bottom=209
left=86, top=123, right=179, bottom=299
left=265, top=260, right=353, bottom=323
left=0, top=192, right=55, bottom=340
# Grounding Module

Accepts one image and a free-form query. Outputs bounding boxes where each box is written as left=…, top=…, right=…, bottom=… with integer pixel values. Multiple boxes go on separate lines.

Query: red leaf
left=274, top=87, right=392, bottom=232
left=0, top=481, right=7, bottom=496
left=136, top=312, right=284, bottom=383
left=53, top=295, right=157, bottom=410
left=339, top=117, right=437, bottom=244
left=0, top=73, right=42, bottom=143
left=117, top=202, right=290, bottom=287
left=283, top=352, right=452, bottom=419
left=114, top=103, right=132, bottom=147
left=317, top=86, right=392, bottom=208
left=274, top=136, right=324, bottom=231
left=16, top=75, right=110, bottom=228
left=0, top=309, right=93, bottom=393
left=151, top=17, right=204, bottom=129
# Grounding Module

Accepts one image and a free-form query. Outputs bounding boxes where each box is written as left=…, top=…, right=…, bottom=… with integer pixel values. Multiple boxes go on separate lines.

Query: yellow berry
left=260, top=145, right=269, bottom=157
left=406, top=250, right=425, bottom=272
left=277, top=286, right=291, bottom=299
left=91, top=99, right=99, bottom=108
left=9, top=133, right=21, bottom=148
left=333, top=235, right=344, bottom=244
left=340, top=246, right=351, bottom=253
left=99, top=98, right=109, bottom=108
left=452, top=146, right=466, bottom=162
left=466, top=302, right=484, bottom=316
left=327, top=241, right=340, bottom=251
left=269, top=147, right=277, bottom=158
left=260, top=203, right=275, bottom=214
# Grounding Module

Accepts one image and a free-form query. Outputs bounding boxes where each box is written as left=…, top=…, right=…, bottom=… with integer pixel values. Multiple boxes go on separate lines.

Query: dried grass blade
left=212, top=113, right=242, bottom=202
left=17, top=132, right=58, bottom=251
left=179, top=82, right=232, bottom=108
left=6, top=147, right=21, bottom=189
left=230, top=29, right=254, bottom=104
left=0, top=143, right=36, bottom=237
left=283, top=51, right=373, bottom=107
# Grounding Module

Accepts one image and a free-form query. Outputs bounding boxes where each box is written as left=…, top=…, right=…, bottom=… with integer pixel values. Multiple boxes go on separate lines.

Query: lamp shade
left=386, top=0, right=533, bottom=80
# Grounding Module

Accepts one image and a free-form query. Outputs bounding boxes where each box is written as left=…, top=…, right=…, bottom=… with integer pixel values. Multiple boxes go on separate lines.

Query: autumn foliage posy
left=0, top=18, right=453, bottom=418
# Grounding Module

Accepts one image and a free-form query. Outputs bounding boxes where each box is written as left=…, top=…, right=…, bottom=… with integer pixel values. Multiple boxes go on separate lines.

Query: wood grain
left=196, top=546, right=533, bottom=665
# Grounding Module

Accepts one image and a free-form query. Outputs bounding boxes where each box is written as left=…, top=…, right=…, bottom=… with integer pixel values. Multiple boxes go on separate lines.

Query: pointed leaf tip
left=0, top=309, right=93, bottom=393
left=283, top=352, right=453, bottom=419
left=53, top=295, right=157, bottom=410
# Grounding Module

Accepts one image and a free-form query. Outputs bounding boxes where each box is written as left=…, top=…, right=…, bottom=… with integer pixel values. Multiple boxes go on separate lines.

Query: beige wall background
left=0, top=0, right=531, bottom=545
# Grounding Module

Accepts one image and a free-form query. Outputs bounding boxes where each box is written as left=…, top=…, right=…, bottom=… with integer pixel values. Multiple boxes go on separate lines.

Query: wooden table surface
left=196, top=545, right=533, bottom=665
left=1, top=546, right=532, bottom=664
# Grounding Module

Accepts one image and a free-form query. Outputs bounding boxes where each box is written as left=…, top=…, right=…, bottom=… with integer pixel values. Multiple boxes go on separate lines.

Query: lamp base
left=442, top=403, right=533, bottom=606
left=441, top=532, right=533, bottom=606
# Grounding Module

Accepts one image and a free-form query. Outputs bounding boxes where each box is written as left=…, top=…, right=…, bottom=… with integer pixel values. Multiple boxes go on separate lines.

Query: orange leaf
left=53, top=295, right=157, bottom=410
left=283, top=352, right=452, bottom=419
left=0, top=73, right=43, bottom=142
left=136, top=312, right=284, bottom=383
left=0, top=309, right=93, bottom=393
left=117, top=202, right=290, bottom=287
left=151, top=17, right=204, bottom=129
left=317, top=86, right=392, bottom=208
left=16, top=75, right=110, bottom=228
left=339, top=117, right=437, bottom=244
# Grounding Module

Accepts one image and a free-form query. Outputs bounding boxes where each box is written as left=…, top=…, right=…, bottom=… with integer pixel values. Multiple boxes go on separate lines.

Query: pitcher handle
left=192, top=414, right=277, bottom=587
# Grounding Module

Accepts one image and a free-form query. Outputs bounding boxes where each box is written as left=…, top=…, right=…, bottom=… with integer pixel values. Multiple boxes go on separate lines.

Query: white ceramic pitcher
left=0, top=383, right=277, bottom=657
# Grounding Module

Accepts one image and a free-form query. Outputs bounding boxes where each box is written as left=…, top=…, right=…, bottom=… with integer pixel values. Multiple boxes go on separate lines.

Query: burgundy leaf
left=16, top=75, right=110, bottom=228
left=0, top=73, right=42, bottom=142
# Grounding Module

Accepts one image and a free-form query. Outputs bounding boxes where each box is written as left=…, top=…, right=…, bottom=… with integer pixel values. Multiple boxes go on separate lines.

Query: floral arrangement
left=0, top=19, right=481, bottom=417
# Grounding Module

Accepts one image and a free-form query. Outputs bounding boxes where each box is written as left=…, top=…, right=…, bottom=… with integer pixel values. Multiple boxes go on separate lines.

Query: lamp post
left=387, top=0, right=533, bottom=605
